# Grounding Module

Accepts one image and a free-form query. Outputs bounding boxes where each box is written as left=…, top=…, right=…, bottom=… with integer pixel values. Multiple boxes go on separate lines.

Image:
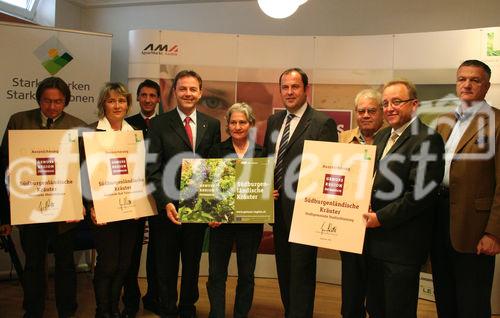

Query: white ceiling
left=67, top=0, right=253, bottom=8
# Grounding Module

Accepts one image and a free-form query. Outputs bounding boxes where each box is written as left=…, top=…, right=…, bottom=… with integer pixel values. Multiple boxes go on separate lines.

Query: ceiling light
left=258, top=0, right=308, bottom=19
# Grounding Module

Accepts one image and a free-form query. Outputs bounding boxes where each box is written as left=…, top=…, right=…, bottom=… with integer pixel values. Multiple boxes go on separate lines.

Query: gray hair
left=225, top=102, right=256, bottom=134
left=354, top=88, right=382, bottom=109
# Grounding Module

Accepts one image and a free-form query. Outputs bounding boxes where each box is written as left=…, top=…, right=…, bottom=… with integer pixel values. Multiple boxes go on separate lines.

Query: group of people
left=339, top=59, right=500, bottom=318
left=0, top=60, right=498, bottom=318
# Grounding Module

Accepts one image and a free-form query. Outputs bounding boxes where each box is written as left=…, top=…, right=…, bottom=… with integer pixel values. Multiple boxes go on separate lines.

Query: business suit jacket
left=263, top=105, right=337, bottom=317
left=436, top=103, right=500, bottom=253
left=126, top=113, right=150, bottom=137
left=146, top=108, right=220, bottom=316
left=367, top=118, right=444, bottom=266
left=0, top=108, right=86, bottom=228
left=263, top=105, right=338, bottom=230
left=147, top=109, right=221, bottom=208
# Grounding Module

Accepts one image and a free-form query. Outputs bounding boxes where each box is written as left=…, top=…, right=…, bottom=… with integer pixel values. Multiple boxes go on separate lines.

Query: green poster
left=178, top=158, right=274, bottom=223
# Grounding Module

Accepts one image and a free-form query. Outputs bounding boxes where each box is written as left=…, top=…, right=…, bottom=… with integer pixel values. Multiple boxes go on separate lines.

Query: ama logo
left=142, top=43, right=179, bottom=56
left=34, top=36, right=73, bottom=75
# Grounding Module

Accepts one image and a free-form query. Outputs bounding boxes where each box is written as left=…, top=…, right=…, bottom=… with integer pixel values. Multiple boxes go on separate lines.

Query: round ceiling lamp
left=258, top=0, right=308, bottom=19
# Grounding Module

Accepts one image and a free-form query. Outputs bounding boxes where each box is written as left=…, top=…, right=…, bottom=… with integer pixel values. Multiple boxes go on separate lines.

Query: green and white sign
left=179, top=158, right=274, bottom=223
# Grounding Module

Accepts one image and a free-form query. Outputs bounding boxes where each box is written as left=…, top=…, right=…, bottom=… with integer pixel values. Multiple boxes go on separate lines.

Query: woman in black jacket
left=206, top=102, right=264, bottom=318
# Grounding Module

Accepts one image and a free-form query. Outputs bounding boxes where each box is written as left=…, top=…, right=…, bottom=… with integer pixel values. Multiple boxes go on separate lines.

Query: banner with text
left=83, top=131, right=156, bottom=223
left=289, top=141, right=376, bottom=254
left=179, top=158, right=274, bottom=223
left=0, top=22, right=112, bottom=130
left=8, top=129, right=83, bottom=225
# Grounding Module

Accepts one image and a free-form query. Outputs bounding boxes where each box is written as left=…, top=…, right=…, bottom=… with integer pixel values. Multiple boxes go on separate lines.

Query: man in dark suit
left=146, top=70, right=221, bottom=318
left=122, top=79, right=161, bottom=317
left=0, top=76, right=86, bottom=318
left=263, top=68, right=338, bottom=318
left=432, top=59, right=500, bottom=318
left=364, top=79, right=444, bottom=318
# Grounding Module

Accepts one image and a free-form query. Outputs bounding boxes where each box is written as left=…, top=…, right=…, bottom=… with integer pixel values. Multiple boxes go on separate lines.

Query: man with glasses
left=432, top=59, right=500, bottom=318
left=0, top=76, right=86, bottom=318
left=363, top=79, right=444, bottom=318
left=339, top=88, right=384, bottom=318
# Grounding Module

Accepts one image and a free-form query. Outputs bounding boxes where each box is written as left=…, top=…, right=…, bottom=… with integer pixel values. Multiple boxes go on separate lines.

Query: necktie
left=46, top=118, right=53, bottom=129
left=184, top=117, right=193, bottom=149
left=274, top=114, right=295, bottom=190
left=381, top=131, right=398, bottom=158
left=145, top=117, right=151, bottom=128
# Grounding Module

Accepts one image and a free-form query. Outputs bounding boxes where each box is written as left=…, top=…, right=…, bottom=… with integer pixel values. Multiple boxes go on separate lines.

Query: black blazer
left=263, top=105, right=338, bottom=230
left=208, top=137, right=264, bottom=159
left=146, top=109, right=221, bottom=210
left=367, top=118, right=444, bottom=266
left=125, top=113, right=149, bottom=137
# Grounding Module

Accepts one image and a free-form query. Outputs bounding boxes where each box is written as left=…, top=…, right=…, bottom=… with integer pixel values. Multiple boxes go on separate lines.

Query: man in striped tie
left=263, top=68, right=338, bottom=318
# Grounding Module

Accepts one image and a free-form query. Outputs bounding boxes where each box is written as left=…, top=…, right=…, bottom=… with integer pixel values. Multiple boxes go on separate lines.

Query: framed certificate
left=83, top=130, right=157, bottom=223
left=178, top=157, right=274, bottom=223
left=289, top=140, right=376, bottom=254
left=8, top=129, right=83, bottom=225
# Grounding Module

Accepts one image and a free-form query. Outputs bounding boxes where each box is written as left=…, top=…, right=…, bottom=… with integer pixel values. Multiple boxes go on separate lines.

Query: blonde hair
left=96, top=82, right=132, bottom=119
left=382, top=79, right=418, bottom=100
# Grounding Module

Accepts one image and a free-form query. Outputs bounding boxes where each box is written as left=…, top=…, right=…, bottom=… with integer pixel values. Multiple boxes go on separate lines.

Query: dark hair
left=172, top=70, right=203, bottom=90
left=36, top=77, right=71, bottom=107
left=459, top=59, right=491, bottom=79
left=279, top=67, right=309, bottom=87
left=136, top=79, right=160, bottom=97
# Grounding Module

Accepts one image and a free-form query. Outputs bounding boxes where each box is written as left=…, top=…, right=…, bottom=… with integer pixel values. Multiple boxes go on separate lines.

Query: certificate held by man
left=289, top=140, right=376, bottom=254
left=83, top=130, right=157, bottom=223
left=8, top=129, right=83, bottom=225
left=178, top=157, right=274, bottom=223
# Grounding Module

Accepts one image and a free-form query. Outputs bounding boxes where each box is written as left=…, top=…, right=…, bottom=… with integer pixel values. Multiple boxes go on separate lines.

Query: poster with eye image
left=289, top=140, right=376, bottom=254
left=178, top=158, right=274, bottom=223
left=82, top=130, right=157, bottom=223
left=8, top=129, right=83, bottom=225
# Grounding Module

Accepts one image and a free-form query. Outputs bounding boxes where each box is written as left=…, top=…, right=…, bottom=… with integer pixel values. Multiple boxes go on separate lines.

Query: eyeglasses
left=356, top=108, right=379, bottom=115
left=41, top=99, right=65, bottom=106
left=106, top=98, right=128, bottom=105
left=381, top=98, right=415, bottom=108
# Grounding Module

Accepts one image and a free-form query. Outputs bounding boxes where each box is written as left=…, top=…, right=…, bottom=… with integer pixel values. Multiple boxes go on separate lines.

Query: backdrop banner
left=0, top=22, right=112, bottom=129
left=128, top=28, right=500, bottom=309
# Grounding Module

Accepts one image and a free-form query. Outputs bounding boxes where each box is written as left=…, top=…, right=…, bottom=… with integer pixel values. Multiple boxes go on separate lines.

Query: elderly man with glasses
left=339, top=88, right=384, bottom=318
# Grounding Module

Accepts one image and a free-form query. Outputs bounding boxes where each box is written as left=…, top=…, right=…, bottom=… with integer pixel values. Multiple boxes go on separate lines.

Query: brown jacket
left=436, top=104, right=500, bottom=252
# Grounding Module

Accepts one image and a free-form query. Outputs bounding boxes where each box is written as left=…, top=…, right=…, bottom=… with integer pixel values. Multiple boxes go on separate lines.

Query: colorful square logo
left=323, top=174, right=344, bottom=196
left=110, top=158, right=128, bottom=175
left=33, top=36, right=74, bottom=75
left=36, top=158, right=56, bottom=175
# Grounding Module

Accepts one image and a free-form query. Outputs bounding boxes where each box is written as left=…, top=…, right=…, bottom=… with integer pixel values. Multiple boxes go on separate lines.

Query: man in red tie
left=147, top=70, right=221, bottom=318
left=122, top=79, right=161, bottom=317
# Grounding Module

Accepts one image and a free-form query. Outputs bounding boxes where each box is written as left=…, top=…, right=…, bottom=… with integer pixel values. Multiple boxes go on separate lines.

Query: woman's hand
left=208, top=221, right=221, bottom=228
left=273, top=189, right=279, bottom=200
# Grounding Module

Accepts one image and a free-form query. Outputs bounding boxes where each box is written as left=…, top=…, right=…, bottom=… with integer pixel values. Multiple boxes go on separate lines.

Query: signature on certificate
left=118, top=196, right=132, bottom=211
left=320, top=221, right=336, bottom=235
left=38, top=198, right=55, bottom=213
